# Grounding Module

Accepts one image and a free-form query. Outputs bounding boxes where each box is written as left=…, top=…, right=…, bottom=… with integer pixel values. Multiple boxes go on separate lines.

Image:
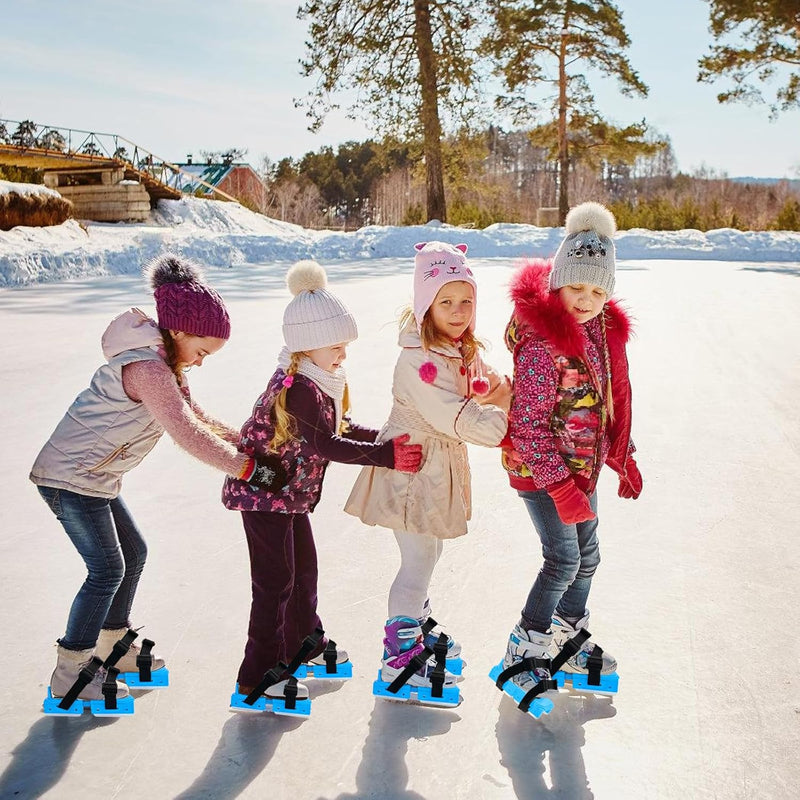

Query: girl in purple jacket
left=222, top=260, right=421, bottom=710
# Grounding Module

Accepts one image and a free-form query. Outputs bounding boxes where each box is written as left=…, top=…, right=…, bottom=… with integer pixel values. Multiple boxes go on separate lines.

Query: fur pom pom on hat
left=282, top=260, right=358, bottom=352
left=413, top=241, right=477, bottom=331
left=550, top=201, right=617, bottom=297
left=145, top=253, right=231, bottom=339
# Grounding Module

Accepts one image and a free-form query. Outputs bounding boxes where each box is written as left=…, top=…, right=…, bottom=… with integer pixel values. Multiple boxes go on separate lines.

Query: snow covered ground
left=2, top=195, right=800, bottom=287
left=0, top=200, right=798, bottom=799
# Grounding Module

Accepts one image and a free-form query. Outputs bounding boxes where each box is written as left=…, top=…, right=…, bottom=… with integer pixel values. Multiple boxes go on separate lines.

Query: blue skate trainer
left=489, top=657, right=556, bottom=719
left=43, top=658, right=134, bottom=717
left=292, top=635, right=353, bottom=680
left=120, top=637, right=170, bottom=688
left=550, top=628, right=619, bottom=695
left=373, top=632, right=461, bottom=708
left=230, top=669, right=310, bottom=718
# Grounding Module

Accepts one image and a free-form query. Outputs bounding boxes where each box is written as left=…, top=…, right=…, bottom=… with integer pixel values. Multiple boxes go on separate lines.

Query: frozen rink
left=0, top=256, right=798, bottom=799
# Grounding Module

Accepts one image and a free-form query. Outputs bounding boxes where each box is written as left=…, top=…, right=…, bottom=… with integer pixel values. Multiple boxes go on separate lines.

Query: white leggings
left=387, top=529, right=444, bottom=620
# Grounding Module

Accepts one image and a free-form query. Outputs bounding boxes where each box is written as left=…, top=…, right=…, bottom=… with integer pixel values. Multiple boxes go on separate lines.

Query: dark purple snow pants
left=236, top=510, right=323, bottom=687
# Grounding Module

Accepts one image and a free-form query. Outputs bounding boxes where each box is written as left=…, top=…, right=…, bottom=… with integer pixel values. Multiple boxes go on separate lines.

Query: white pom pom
left=286, top=260, right=327, bottom=296
left=565, top=202, right=616, bottom=238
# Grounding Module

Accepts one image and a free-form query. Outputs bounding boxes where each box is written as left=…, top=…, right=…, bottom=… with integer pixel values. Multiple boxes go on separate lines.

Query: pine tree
left=481, top=0, right=648, bottom=223
left=297, top=0, right=482, bottom=223
left=698, top=0, right=800, bottom=117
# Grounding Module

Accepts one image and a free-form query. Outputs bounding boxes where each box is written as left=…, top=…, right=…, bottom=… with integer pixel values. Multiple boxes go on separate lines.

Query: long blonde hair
left=400, top=307, right=484, bottom=366
left=269, top=351, right=352, bottom=451
left=599, top=309, right=614, bottom=422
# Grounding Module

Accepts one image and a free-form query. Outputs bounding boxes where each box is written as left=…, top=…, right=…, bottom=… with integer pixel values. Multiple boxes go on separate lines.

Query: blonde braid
left=270, top=352, right=303, bottom=451
left=600, top=309, right=614, bottom=423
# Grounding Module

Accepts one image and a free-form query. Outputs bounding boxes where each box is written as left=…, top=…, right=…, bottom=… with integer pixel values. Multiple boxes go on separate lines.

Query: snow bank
left=1, top=195, right=799, bottom=287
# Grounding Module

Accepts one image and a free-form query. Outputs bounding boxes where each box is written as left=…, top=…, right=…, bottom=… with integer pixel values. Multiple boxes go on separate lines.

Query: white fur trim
left=286, top=260, right=328, bottom=296
left=565, top=202, right=616, bottom=238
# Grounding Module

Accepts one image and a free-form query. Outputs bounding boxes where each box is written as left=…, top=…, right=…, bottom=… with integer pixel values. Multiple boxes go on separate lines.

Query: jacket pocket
left=86, top=442, right=131, bottom=472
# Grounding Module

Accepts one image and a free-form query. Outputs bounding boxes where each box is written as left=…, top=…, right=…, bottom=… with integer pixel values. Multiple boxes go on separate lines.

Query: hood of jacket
left=101, top=308, right=164, bottom=360
left=397, top=315, right=462, bottom=358
left=509, top=259, right=632, bottom=356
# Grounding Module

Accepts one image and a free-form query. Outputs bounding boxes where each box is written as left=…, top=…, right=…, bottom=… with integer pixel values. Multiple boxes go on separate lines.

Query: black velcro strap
left=283, top=676, right=299, bottom=710
left=137, top=639, right=154, bottom=682
left=286, top=627, right=325, bottom=675
left=58, top=655, right=103, bottom=709
left=322, top=639, right=338, bottom=674
left=494, top=655, right=550, bottom=690
left=387, top=646, right=434, bottom=694
left=102, top=667, right=120, bottom=710
left=519, top=673, right=558, bottom=713
left=245, top=662, right=288, bottom=706
left=429, top=633, right=448, bottom=698
left=420, top=616, right=438, bottom=636
left=102, top=629, right=138, bottom=670
left=550, top=628, right=592, bottom=673
left=586, top=644, right=604, bottom=686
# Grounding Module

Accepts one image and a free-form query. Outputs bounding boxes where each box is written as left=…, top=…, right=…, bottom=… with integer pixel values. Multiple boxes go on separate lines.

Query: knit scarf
left=278, top=346, right=346, bottom=432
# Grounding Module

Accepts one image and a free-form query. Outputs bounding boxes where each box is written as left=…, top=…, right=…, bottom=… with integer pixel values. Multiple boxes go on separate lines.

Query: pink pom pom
left=471, top=376, right=490, bottom=395
left=419, top=361, right=437, bottom=383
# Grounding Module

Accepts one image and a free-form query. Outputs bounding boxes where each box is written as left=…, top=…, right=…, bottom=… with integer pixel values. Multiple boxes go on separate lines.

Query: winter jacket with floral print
left=502, top=260, right=634, bottom=495
left=222, top=369, right=395, bottom=513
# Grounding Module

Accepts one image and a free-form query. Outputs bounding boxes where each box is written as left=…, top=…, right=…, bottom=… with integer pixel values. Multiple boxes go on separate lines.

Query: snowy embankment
left=2, top=194, right=800, bottom=287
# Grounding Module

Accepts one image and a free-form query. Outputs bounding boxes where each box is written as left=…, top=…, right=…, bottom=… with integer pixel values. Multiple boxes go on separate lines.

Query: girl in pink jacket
left=31, top=254, right=284, bottom=713
left=493, top=203, right=642, bottom=716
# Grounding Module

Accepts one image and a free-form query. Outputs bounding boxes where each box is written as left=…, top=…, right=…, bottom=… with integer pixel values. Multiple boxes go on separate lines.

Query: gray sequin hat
left=550, top=202, right=617, bottom=296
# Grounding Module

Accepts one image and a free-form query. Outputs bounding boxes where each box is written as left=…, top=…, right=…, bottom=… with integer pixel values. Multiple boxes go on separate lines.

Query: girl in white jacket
left=345, top=241, right=509, bottom=699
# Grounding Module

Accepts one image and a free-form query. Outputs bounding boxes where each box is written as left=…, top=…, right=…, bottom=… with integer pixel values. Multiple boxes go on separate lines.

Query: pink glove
left=547, top=479, right=596, bottom=525
left=618, top=456, right=643, bottom=499
left=392, top=434, right=423, bottom=473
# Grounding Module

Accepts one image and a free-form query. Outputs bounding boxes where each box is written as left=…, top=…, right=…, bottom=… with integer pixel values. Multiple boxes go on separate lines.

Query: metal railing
left=0, top=117, right=237, bottom=202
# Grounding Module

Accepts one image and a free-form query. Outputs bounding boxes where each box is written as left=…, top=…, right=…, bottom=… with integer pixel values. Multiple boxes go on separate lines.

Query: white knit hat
left=550, top=202, right=617, bottom=296
left=281, top=260, right=358, bottom=351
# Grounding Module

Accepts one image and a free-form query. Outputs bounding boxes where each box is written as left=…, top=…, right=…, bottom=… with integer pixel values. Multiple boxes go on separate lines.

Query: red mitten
left=547, top=478, right=596, bottom=525
left=618, top=456, right=643, bottom=499
left=392, top=434, right=423, bottom=473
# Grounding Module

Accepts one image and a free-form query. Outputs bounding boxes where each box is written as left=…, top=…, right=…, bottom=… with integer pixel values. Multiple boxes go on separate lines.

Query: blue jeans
left=518, top=488, right=600, bottom=633
left=37, top=487, right=147, bottom=650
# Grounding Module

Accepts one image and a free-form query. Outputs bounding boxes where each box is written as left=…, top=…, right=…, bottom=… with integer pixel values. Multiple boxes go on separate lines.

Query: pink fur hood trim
left=509, top=259, right=632, bottom=355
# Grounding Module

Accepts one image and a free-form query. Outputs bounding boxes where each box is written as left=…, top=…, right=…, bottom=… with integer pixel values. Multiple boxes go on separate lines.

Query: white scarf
left=278, top=346, right=346, bottom=432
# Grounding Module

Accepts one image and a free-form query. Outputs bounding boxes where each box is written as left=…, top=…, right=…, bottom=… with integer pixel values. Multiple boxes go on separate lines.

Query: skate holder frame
left=43, top=629, right=139, bottom=717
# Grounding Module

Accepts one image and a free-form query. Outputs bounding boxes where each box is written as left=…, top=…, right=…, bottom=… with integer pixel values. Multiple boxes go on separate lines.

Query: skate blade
left=43, top=687, right=135, bottom=717
left=120, top=666, right=170, bottom=688
left=229, top=688, right=311, bottom=717
left=372, top=672, right=461, bottom=708
left=293, top=661, right=353, bottom=680
left=488, top=663, right=555, bottom=719
left=554, top=669, right=619, bottom=695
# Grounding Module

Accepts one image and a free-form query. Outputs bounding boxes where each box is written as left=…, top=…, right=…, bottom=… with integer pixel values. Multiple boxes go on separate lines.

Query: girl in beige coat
left=345, top=241, right=509, bottom=699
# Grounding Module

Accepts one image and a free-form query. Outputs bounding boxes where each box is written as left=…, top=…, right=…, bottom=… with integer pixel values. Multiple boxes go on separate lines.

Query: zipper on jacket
left=86, top=442, right=131, bottom=472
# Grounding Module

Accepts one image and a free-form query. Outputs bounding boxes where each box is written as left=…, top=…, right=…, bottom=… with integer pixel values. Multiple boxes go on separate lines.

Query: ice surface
left=0, top=254, right=798, bottom=799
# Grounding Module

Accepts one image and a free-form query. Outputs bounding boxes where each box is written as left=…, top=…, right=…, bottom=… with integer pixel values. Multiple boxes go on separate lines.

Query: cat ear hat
left=412, top=241, right=477, bottom=332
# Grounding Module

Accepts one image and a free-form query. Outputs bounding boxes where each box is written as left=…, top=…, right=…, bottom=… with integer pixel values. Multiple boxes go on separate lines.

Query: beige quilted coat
left=344, top=322, right=509, bottom=539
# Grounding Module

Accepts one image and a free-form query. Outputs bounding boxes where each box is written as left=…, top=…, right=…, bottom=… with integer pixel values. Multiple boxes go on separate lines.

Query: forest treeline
left=249, top=128, right=800, bottom=232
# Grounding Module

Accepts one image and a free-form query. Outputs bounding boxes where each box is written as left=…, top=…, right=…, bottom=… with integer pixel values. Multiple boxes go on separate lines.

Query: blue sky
left=1, top=0, right=798, bottom=178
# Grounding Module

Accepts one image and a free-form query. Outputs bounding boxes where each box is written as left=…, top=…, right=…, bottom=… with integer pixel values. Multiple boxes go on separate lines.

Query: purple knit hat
left=145, top=254, right=231, bottom=339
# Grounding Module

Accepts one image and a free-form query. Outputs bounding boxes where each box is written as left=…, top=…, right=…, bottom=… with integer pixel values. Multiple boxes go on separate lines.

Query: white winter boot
left=96, top=628, right=166, bottom=674
left=551, top=612, right=617, bottom=674
left=502, top=624, right=556, bottom=694
left=50, top=645, right=130, bottom=701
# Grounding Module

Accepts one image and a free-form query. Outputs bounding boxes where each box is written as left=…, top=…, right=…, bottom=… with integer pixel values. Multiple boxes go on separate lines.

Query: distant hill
left=731, top=176, right=800, bottom=190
